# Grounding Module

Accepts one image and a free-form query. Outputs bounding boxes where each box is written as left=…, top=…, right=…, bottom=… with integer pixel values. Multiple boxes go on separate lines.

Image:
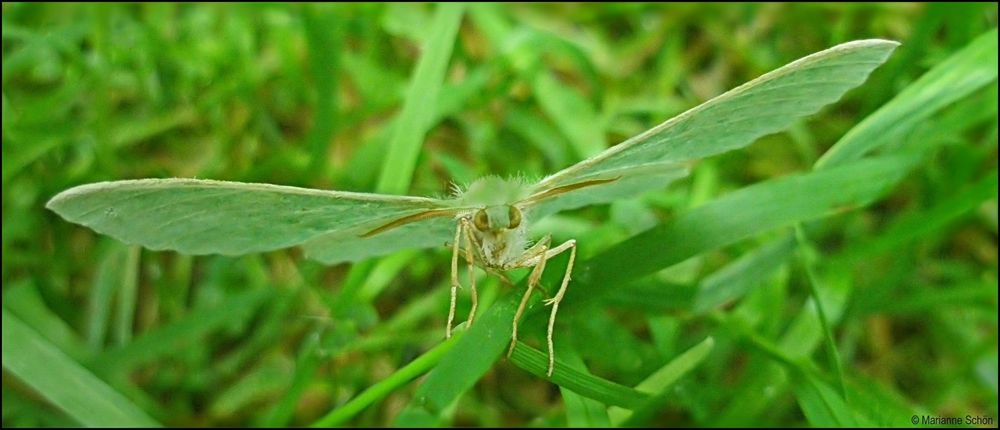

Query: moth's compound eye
left=473, top=209, right=490, bottom=231
left=507, top=205, right=522, bottom=229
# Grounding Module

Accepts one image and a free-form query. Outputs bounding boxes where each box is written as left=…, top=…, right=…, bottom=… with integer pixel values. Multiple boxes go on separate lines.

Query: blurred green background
left=2, top=2, right=997, bottom=427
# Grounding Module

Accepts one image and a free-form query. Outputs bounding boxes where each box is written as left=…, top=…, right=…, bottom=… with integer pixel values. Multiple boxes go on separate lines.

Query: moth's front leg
left=446, top=219, right=465, bottom=339
left=460, top=217, right=479, bottom=327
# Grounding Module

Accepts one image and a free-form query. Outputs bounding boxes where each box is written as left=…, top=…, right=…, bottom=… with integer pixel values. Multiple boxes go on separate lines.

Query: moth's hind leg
left=544, top=240, right=576, bottom=376
left=523, top=239, right=577, bottom=377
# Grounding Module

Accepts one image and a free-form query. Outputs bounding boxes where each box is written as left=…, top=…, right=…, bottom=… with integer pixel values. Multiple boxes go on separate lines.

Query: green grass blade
left=312, top=330, right=464, bottom=427
left=394, top=295, right=520, bottom=425
left=2, top=310, right=161, bottom=427
left=611, top=336, right=715, bottom=427
left=721, top=286, right=957, bottom=427
left=531, top=64, right=605, bottom=159
left=209, top=356, right=291, bottom=419
left=558, top=346, right=612, bottom=427
left=562, top=154, right=917, bottom=311
left=113, top=245, right=140, bottom=346
left=795, top=225, right=848, bottom=402
left=3, top=281, right=89, bottom=361
left=375, top=3, right=464, bottom=195
left=791, top=370, right=868, bottom=427
left=604, top=240, right=805, bottom=319
left=259, top=330, right=323, bottom=427
left=87, top=241, right=127, bottom=349
left=816, top=27, right=998, bottom=168
left=509, top=342, right=650, bottom=409
left=302, top=5, right=342, bottom=179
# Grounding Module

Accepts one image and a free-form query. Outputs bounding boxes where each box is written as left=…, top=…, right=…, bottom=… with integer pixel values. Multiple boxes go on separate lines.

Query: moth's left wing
left=47, top=178, right=463, bottom=263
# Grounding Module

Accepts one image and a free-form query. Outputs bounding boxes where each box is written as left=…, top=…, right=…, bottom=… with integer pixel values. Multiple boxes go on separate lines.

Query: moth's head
left=472, top=205, right=522, bottom=234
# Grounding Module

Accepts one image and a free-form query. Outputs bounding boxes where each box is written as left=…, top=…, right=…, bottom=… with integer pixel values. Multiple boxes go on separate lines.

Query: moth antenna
left=448, top=181, right=464, bottom=198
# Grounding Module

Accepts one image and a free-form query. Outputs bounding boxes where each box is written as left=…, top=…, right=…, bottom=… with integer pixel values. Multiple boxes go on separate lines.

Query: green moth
left=47, top=39, right=899, bottom=377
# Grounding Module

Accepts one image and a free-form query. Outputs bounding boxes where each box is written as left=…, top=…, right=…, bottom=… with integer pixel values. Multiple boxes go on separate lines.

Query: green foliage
left=3, top=2, right=997, bottom=427
left=376, top=3, right=464, bottom=195
left=3, top=311, right=160, bottom=427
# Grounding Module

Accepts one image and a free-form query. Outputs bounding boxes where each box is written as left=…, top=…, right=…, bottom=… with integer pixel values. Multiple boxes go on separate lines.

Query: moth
left=47, top=40, right=898, bottom=377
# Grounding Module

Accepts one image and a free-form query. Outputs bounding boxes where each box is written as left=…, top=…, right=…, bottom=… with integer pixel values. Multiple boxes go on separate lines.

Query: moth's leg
left=541, top=239, right=577, bottom=377
left=514, top=239, right=577, bottom=376
left=518, top=238, right=573, bottom=267
left=446, top=219, right=464, bottom=339
left=509, top=234, right=554, bottom=268
left=496, top=271, right=515, bottom=288
left=460, top=218, right=478, bottom=327
left=507, top=235, right=552, bottom=358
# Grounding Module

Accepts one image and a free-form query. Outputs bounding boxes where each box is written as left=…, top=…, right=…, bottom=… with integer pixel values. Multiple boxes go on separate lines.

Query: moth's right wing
left=532, top=40, right=900, bottom=194
left=301, top=212, right=460, bottom=265
left=520, top=39, right=899, bottom=222
left=47, top=178, right=462, bottom=263
left=521, top=161, right=690, bottom=221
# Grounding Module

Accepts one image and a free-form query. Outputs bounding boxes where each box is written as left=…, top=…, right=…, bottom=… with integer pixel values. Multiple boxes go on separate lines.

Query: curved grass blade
left=606, top=234, right=796, bottom=316
left=610, top=336, right=715, bottom=427
left=2, top=310, right=160, bottom=427
left=563, top=154, right=917, bottom=311
left=3, top=281, right=89, bottom=361
left=393, top=294, right=521, bottom=425
left=311, top=329, right=465, bottom=427
left=558, top=346, right=612, bottom=427
left=508, top=342, right=650, bottom=409
left=259, top=330, right=323, bottom=427
left=816, top=27, right=998, bottom=168
left=794, top=225, right=848, bottom=401
left=792, top=370, right=870, bottom=427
